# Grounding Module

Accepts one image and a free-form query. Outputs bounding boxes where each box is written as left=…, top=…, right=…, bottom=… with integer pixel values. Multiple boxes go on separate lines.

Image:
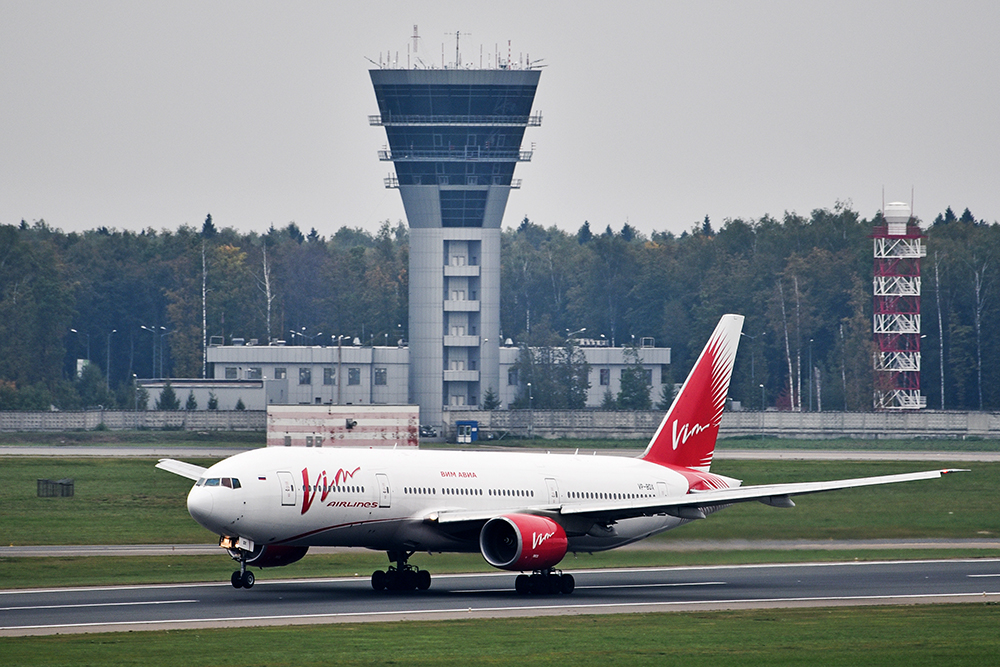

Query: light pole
left=141, top=326, right=156, bottom=377
left=759, top=383, right=765, bottom=412
left=808, top=338, right=814, bottom=412
left=741, top=330, right=766, bottom=406
left=158, top=327, right=170, bottom=378
left=69, top=329, right=91, bottom=363
left=106, top=329, right=117, bottom=392
left=335, top=335, right=345, bottom=405
left=527, top=382, right=533, bottom=439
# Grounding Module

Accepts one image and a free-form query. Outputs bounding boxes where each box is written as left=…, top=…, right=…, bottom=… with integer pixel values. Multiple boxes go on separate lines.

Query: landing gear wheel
left=372, top=550, right=431, bottom=593
left=231, top=571, right=244, bottom=588
left=240, top=570, right=255, bottom=589
left=517, top=569, right=574, bottom=595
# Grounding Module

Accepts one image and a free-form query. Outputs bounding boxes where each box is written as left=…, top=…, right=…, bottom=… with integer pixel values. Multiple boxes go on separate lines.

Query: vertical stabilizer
left=641, top=314, right=744, bottom=471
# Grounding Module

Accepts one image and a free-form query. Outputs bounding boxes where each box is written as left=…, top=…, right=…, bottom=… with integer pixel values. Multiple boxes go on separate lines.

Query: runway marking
left=968, top=574, right=1000, bottom=578
left=6, top=592, right=1000, bottom=634
left=454, top=581, right=727, bottom=594
left=1, top=599, right=197, bottom=612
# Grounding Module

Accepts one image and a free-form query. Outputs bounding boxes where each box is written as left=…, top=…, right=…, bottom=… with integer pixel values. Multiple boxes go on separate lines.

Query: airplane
left=156, top=314, right=964, bottom=594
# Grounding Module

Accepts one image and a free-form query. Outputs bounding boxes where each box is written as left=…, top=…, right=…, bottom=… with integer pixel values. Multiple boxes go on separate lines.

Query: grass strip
left=2, top=604, right=999, bottom=666
left=3, top=549, right=999, bottom=590
left=3, top=458, right=994, bottom=546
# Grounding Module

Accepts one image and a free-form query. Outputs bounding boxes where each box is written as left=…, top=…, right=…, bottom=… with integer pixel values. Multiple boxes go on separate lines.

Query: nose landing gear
left=231, top=551, right=255, bottom=589
left=371, top=550, right=432, bottom=592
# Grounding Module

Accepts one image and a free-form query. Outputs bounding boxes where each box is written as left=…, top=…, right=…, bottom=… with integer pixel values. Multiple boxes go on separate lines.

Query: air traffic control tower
left=369, top=65, right=541, bottom=427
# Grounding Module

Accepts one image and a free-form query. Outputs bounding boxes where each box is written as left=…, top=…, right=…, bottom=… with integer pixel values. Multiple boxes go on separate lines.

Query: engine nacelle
left=479, top=514, right=568, bottom=571
left=227, top=544, right=309, bottom=568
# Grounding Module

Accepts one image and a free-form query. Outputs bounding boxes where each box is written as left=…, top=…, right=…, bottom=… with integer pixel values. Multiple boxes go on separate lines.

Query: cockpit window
left=199, top=477, right=240, bottom=488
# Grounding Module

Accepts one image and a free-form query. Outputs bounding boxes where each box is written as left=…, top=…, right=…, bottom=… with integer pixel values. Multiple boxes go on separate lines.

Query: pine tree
left=481, top=386, right=501, bottom=410
left=156, top=381, right=180, bottom=410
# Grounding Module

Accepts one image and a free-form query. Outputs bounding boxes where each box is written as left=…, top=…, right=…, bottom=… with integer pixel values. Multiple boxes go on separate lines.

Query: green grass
left=3, top=605, right=1000, bottom=666
left=2, top=458, right=993, bottom=547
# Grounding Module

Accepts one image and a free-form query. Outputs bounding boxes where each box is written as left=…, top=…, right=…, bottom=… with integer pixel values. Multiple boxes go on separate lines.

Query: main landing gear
left=515, top=569, right=575, bottom=595
left=231, top=552, right=255, bottom=589
left=371, top=550, right=432, bottom=592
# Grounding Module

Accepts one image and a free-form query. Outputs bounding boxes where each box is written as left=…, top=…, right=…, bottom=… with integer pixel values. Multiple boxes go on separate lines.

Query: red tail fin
left=641, top=314, right=744, bottom=471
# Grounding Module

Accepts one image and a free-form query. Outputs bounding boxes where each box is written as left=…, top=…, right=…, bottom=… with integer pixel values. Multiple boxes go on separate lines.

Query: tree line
left=0, top=204, right=996, bottom=411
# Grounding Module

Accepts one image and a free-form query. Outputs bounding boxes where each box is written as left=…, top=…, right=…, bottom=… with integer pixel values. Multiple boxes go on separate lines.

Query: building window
left=225, top=367, right=238, bottom=380
left=348, top=368, right=361, bottom=385
left=323, top=368, right=335, bottom=385
left=600, top=369, right=610, bottom=386
left=299, top=368, right=311, bottom=385
left=274, top=367, right=286, bottom=380
left=374, top=368, right=387, bottom=385
left=247, top=367, right=262, bottom=380
left=645, top=369, right=653, bottom=385
left=508, top=369, right=518, bottom=386
left=661, top=364, right=670, bottom=384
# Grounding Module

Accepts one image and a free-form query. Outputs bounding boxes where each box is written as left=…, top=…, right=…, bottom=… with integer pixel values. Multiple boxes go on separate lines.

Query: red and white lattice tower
left=872, top=202, right=926, bottom=409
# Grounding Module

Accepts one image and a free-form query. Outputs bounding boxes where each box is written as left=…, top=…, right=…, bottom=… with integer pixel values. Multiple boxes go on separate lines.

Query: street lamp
left=106, top=329, right=117, bottom=392
left=741, top=330, right=766, bottom=397
left=159, top=327, right=171, bottom=379
left=69, top=328, right=91, bottom=362
left=808, top=338, right=814, bottom=412
left=527, top=382, right=533, bottom=439
left=141, top=325, right=157, bottom=377
left=759, top=383, right=765, bottom=411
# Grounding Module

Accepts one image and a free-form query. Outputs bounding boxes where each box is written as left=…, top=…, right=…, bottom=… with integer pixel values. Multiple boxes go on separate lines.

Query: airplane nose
left=187, top=487, right=215, bottom=528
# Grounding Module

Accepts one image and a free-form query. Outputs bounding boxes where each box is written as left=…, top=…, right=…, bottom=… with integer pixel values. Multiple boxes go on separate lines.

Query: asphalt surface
left=3, top=559, right=998, bottom=636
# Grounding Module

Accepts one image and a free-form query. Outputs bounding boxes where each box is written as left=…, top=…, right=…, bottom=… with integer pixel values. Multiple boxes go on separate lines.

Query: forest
left=0, top=203, right=996, bottom=412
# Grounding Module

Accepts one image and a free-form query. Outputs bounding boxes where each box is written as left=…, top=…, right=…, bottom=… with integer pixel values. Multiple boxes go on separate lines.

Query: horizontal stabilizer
left=155, top=458, right=206, bottom=481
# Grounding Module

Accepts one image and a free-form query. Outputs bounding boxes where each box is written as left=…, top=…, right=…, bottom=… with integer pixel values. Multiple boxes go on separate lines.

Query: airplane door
left=656, top=481, right=668, bottom=497
left=376, top=473, right=391, bottom=508
left=277, top=471, right=297, bottom=507
left=545, top=478, right=559, bottom=504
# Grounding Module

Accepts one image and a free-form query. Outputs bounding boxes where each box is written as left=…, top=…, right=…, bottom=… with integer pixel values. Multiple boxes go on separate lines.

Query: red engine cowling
left=228, top=544, right=309, bottom=568
left=479, top=514, right=568, bottom=571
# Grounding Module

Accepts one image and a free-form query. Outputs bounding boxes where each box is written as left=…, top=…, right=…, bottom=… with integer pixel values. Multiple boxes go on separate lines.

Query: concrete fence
left=3, top=408, right=999, bottom=441
left=0, top=409, right=264, bottom=432
left=443, top=409, right=1000, bottom=441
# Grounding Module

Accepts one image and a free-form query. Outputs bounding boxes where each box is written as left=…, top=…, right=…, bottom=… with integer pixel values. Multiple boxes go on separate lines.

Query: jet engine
left=479, top=514, right=568, bottom=571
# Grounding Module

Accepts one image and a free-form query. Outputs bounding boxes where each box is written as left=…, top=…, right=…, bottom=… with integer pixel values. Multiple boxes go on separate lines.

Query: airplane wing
left=428, top=468, right=967, bottom=526
left=155, top=458, right=207, bottom=481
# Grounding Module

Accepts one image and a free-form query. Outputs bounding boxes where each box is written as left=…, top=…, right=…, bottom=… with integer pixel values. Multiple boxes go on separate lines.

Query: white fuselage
left=187, top=447, right=724, bottom=555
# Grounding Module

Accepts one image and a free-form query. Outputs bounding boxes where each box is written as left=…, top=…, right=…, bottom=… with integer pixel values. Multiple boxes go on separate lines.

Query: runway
left=3, top=559, right=999, bottom=636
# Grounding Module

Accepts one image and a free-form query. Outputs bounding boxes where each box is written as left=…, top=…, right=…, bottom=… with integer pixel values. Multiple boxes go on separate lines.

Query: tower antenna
left=447, top=31, right=471, bottom=67
left=412, top=25, right=420, bottom=53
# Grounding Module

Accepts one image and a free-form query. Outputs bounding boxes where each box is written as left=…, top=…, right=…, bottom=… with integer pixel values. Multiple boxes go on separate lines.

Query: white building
left=196, top=340, right=670, bottom=414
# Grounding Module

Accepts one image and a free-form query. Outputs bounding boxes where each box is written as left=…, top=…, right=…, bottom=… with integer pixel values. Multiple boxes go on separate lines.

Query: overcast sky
left=2, top=1, right=998, bottom=238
